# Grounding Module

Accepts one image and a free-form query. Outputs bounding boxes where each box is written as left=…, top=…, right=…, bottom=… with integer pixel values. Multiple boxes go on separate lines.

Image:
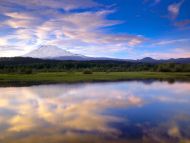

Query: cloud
left=144, top=0, right=160, bottom=3
left=0, top=34, right=35, bottom=56
left=2, top=12, right=41, bottom=29
left=3, top=19, right=34, bottom=29
left=35, top=10, right=145, bottom=50
left=0, top=38, right=7, bottom=46
left=0, top=0, right=100, bottom=11
left=0, top=83, right=145, bottom=141
left=168, top=0, right=184, bottom=19
left=4, top=12, right=36, bottom=20
left=128, top=38, right=145, bottom=46
left=152, top=38, right=190, bottom=46
left=174, top=19, right=190, bottom=27
left=0, top=45, right=28, bottom=57
left=154, top=0, right=161, bottom=3
left=0, top=45, right=23, bottom=51
left=1, top=81, right=190, bottom=142
left=138, top=38, right=190, bottom=59
left=0, top=1, right=146, bottom=57
left=142, top=48, right=190, bottom=59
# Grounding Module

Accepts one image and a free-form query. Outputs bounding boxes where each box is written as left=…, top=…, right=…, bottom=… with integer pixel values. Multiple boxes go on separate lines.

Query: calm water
left=0, top=81, right=190, bottom=143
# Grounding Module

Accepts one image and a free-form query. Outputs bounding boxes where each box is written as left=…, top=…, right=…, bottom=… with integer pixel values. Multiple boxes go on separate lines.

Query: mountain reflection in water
left=0, top=81, right=190, bottom=143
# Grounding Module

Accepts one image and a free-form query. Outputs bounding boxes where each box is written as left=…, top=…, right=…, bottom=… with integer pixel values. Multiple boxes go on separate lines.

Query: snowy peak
left=23, top=45, right=81, bottom=58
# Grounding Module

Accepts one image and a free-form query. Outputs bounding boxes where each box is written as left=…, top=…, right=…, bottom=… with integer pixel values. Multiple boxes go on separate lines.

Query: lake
left=0, top=81, right=190, bottom=143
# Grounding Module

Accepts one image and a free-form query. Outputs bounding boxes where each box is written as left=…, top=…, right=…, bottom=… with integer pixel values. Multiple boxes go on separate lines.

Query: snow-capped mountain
left=23, top=45, right=125, bottom=61
left=17, top=45, right=190, bottom=62
left=23, top=45, right=84, bottom=59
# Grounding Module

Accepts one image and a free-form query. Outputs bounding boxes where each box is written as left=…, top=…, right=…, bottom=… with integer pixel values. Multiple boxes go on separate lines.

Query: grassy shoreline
left=0, top=72, right=190, bottom=86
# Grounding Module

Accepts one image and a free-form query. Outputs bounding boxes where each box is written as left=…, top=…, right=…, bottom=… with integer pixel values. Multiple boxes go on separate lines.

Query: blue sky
left=0, top=0, right=190, bottom=59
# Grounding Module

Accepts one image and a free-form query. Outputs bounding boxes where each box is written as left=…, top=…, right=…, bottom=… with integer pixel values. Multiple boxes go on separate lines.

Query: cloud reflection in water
left=0, top=81, right=190, bottom=143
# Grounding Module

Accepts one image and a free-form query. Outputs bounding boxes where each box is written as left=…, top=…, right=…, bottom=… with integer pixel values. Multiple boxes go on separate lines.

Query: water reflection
left=0, top=81, right=190, bottom=143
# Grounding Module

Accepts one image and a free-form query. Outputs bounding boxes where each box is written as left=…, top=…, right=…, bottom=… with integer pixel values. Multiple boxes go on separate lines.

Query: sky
left=0, top=0, right=190, bottom=59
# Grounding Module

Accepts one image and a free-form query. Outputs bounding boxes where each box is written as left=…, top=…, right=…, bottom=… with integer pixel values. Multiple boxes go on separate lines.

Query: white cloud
left=152, top=38, right=190, bottom=46
left=4, top=12, right=36, bottom=20
left=0, top=45, right=28, bottom=57
left=0, top=38, right=7, bottom=46
left=0, top=45, right=21, bottom=51
left=0, top=0, right=146, bottom=57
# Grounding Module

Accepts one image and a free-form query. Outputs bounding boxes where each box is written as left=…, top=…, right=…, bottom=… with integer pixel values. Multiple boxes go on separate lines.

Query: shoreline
left=0, top=72, right=190, bottom=87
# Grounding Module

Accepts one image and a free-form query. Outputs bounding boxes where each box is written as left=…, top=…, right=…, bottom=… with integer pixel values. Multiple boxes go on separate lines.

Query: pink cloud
left=143, top=50, right=190, bottom=59
left=168, top=0, right=184, bottom=19
left=174, top=19, right=190, bottom=27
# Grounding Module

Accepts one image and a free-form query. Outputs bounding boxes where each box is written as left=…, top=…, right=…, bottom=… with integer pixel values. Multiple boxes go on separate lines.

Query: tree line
left=0, top=57, right=190, bottom=74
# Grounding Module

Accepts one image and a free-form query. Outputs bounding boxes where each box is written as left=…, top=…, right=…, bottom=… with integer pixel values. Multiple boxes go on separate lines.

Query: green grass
left=0, top=72, right=190, bottom=86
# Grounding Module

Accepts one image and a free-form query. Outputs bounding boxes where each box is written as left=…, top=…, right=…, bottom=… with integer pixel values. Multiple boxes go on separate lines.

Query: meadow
left=0, top=72, right=190, bottom=86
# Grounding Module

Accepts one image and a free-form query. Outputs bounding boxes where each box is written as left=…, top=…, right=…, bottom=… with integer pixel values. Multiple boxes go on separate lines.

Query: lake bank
left=0, top=72, right=190, bottom=86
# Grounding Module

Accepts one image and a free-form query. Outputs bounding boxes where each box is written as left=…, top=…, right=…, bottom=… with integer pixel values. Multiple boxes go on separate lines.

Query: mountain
left=138, top=57, right=190, bottom=64
left=139, top=57, right=156, bottom=63
left=165, top=58, right=190, bottom=64
left=23, top=45, right=84, bottom=59
left=22, top=45, right=190, bottom=63
left=23, top=45, right=122, bottom=61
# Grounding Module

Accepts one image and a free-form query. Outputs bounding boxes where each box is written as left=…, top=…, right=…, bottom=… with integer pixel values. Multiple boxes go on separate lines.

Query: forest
left=0, top=57, right=190, bottom=74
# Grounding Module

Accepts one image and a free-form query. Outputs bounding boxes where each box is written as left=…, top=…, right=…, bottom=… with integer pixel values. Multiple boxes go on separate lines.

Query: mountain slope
left=23, top=45, right=83, bottom=58
left=23, top=45, right=120, bottom=61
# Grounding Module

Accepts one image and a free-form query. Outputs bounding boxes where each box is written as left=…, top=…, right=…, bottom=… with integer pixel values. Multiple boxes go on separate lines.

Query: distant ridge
left=138, top=57, right=190, bottom=64
left=21, top=45, right=190, bottom=63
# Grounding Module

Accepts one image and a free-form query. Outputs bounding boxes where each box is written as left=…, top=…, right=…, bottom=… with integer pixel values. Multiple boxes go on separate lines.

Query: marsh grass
left=0, top=72, right=190, bottom=86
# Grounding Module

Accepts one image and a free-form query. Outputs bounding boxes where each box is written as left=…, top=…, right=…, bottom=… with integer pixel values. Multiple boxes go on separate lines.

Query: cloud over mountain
left=0, top=0, right=189, bottom=59
left=0, top=0, right=146, bottom=58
